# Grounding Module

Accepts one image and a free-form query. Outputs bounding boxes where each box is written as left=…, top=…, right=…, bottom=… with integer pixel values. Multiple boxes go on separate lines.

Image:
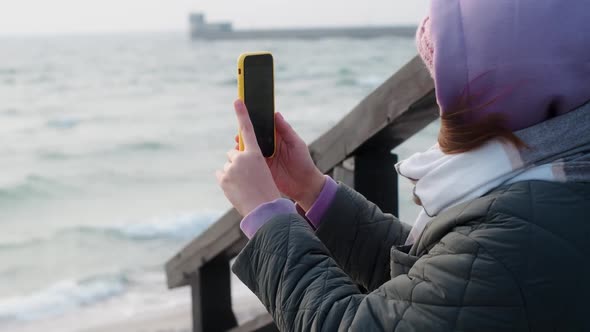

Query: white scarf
left=395, top=103, right=590, bottom=245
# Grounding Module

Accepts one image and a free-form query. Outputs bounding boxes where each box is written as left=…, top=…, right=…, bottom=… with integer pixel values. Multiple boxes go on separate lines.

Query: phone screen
left=243, top=54, right=275, bottom=157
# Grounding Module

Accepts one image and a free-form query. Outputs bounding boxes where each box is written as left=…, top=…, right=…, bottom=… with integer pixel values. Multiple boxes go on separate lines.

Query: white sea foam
left=0, top=211, right=221, bottom=251
left=101, top=211, right=221, bottom=240
left=0, top=275, right=128, bottom=322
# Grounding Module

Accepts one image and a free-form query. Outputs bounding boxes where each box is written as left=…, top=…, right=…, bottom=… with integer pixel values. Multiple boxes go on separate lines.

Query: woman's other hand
left=216, top=100, right=281, bottom=216
left=234, top=104, right=325, bottom=211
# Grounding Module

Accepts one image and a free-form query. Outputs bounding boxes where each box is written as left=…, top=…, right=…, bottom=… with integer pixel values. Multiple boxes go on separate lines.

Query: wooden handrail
left=164, top=55, right=438, bottom=332
left=308, top=56, right=435, bottom=171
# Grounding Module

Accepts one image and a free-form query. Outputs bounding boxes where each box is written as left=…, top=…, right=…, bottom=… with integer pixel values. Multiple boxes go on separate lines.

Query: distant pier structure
left=189, top=13, right=416, bottom=40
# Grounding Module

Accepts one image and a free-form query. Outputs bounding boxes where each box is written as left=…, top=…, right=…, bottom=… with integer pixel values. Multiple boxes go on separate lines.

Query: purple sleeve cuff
left=303, top=175, right=338, bottom=230
left=240, top=198, right=297, bottom=239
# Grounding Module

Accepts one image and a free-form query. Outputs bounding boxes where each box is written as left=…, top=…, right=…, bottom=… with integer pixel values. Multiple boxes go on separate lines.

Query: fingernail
left=276, top=112, right=284, bottom=120
left=234, top=99, right=244, bottom=110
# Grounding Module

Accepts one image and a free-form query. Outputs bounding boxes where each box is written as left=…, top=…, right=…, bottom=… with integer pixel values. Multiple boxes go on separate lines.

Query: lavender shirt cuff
left=240, top=198, right=297, bottom=239
left=239, top=176, right=338, bottom=239
left=304, top=175, right=338, bottom=229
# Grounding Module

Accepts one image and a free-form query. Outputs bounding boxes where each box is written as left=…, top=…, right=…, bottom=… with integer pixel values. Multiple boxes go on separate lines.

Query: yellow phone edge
left=236, top=51, right=276, bottom=158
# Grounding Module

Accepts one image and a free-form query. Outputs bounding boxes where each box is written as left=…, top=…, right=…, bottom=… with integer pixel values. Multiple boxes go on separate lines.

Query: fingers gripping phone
left=237, top=52, right=276, bottom=158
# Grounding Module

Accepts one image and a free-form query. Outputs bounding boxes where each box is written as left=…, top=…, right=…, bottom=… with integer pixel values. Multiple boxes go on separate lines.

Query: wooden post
left=354, top=147, right=398, bottom=216
left=190, top=274, right=203, bottom=332
left=190, top=255, right=237, bottom=332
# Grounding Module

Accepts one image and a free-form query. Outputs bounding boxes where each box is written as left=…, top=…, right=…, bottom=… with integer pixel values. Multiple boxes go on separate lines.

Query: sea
left=0, top=32, right=439, bottom=331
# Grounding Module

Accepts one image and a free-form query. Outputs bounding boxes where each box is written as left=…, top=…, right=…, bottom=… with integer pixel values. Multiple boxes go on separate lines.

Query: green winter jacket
left=232, top=180, right=590, bottom=331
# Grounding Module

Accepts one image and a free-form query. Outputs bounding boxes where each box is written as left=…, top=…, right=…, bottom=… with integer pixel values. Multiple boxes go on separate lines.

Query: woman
left=216, top=1, right=590, bottom=331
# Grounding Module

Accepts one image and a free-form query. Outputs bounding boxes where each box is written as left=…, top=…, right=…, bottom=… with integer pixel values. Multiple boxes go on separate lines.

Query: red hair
left=437, top=80, right=526, bottom=154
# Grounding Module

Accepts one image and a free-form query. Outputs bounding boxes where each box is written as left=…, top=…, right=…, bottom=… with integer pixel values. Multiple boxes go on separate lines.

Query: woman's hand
left=216, top=100, right=281, bottom=216
left=233, top=105, right=325, bottom=211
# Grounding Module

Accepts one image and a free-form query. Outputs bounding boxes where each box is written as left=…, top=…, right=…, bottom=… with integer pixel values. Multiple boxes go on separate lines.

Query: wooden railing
left=165, top=55, right=438, bottom=332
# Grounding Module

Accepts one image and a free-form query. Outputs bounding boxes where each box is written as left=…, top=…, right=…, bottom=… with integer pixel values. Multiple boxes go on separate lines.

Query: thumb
left=234, top=100, right=261, bottom=152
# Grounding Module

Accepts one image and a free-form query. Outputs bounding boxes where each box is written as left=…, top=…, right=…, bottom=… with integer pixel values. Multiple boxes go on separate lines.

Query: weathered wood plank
left=189, top=274, right=203, bottom=332
left=309, top=56, right=435, bottom=173
left=381, top=90, right=438, bottom=146
left=188, top=259, right=238, bottom=332
left=198, top=256, right=238, bottom=331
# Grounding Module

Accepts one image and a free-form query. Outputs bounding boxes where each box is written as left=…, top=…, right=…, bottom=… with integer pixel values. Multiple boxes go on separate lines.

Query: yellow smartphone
left=237, top=52, right=276, bottom=158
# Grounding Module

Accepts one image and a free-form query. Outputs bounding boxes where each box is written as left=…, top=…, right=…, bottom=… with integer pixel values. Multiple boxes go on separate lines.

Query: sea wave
left=0, top=274, right=129, bottom=322
left=0, top=68, right=18, bottom=76
left=37, top=151, right=71, bottom=160
left=117, top=141, right=172, bottom=153
left=0, top=211, right=220, bottom=251
left=46, top=117, right=81, bottom=130
left=357, top=75, right=383, bottom=88
left=218, top=77, right=236, bottom=86
left=0, top=237, right=45, bottom=251
left=0, top=212, right=219, bottom=323
left=0, top=108, right=21, bottom=116
left=0, top=212, right=218, bottom=322
left=0, top=175, right=71, bottom=201
left=67, top=211, right=219, bottom=241
left=336, top=75, right=382, bottom=88
left=37, top=140, right=173, bottom=161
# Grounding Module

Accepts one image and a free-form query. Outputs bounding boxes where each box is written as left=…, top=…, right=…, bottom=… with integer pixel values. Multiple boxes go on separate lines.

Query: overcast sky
left=0, top=0, right=428, bottom=36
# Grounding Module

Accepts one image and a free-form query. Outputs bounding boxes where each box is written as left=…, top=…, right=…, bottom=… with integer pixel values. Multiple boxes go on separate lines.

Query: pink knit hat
left=416, top=1, right=590, bottom=131
left=416, top=16, right=434, bottom=77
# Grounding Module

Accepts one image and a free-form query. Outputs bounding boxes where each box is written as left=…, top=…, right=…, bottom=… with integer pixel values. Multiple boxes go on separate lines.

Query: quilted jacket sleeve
left=315, top=183, right=411, bottom=291
left=231, top=213, right=526, bottom=332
